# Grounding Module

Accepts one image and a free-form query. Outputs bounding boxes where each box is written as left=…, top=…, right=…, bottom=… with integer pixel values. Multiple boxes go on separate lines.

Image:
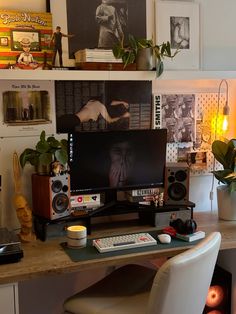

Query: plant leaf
left=55, top=149, right=68, bottom=165
left=156, top=60, right=164, bottom=77
left=212, top=140, right=229, bottom=168
left=39, top=152, right=53, bottom=166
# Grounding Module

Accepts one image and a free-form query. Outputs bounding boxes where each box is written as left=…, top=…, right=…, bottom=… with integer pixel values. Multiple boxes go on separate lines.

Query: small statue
left=13, top=194, right=36, bottom=242
left=12, top=151, right=36, bottom=242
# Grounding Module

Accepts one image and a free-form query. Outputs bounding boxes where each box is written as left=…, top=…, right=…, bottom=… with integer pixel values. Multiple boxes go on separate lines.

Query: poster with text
left=0, top=80, right=56, bottom=137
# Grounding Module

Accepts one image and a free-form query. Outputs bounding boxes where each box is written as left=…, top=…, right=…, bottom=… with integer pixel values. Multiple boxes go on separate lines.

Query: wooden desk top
left=0, top=211, right=235, bottom=285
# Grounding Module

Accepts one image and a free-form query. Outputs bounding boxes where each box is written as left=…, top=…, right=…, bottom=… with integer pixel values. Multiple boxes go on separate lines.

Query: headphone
left=170, top=218, right=197, bottom=235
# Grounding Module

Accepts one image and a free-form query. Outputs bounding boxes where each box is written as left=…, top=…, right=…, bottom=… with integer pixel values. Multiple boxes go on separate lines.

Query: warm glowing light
left=67, top=225, right=86, bottom=232
left=222, top=115, right=229, bottom=132
left=211, top=115, right=226, bottom=136
left=207, top=311, right=223, bottom=314
left=206, top=285, right=224, bottom=307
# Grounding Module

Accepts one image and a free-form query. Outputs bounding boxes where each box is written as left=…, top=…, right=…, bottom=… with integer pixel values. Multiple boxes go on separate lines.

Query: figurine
left=12, top=152, right=36, bottom=242
left=50, top=26, right=74, bottom=67
left=13, top=194, right=36, bottom=242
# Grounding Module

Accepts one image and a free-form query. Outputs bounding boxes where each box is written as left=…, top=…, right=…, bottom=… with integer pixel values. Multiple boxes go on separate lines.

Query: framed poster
left=0, top=80, right=56, bottom=137
left=49, top=0, right=154, bottom=67
left=0, top=10, right=52, bottom=69
left=55, top=80, right=152, bottom=133
left=156, top=1, right=199, bottom=70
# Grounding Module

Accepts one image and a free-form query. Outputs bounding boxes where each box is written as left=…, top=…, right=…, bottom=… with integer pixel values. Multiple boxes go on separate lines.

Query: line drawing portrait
left=170, top=16, right=190, bottom=49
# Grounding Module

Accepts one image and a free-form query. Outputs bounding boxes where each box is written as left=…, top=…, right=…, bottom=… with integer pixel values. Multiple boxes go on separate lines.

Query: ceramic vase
left=217, top=185, right=236, bottom=220
left=136, top=48, right=154, bottom=70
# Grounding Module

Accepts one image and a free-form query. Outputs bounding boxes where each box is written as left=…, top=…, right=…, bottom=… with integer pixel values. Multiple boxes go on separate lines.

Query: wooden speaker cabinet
left=164, top=163, right=190, bottom=205
left=32, top=174, right=71, bottom=220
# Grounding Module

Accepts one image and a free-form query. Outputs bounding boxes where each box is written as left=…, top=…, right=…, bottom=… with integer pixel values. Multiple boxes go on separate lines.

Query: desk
left=0, top=211, right=235, bottom=313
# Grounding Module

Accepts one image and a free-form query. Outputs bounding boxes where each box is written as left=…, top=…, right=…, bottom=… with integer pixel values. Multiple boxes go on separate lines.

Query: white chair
left=63, top=232, right=221, bottom=314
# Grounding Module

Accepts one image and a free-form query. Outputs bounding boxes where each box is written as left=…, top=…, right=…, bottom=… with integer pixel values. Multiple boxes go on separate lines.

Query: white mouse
left=158, top=234, right=171, bottom=244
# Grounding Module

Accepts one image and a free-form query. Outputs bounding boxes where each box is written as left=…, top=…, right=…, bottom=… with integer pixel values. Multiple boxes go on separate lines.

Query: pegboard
left=154, top=93, right=226, bottom=176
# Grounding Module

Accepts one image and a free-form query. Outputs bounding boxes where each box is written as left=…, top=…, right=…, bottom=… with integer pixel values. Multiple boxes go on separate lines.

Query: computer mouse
left=158, top=234, right=171, bottom=244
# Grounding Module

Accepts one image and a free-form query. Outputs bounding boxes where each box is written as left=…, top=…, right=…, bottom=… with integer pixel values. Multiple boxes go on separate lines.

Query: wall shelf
left=1, top=69, right=236, bottom=81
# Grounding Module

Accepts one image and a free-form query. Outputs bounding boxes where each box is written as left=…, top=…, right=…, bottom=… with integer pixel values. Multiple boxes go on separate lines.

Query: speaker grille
left=52, top=193, right=70, bottom=213
left=167, top=182, right=187, bottom=201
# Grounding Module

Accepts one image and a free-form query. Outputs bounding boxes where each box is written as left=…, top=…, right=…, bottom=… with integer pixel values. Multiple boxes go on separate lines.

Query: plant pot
left=217, top=185, right=236, bottom=220
left=35, top=164, right=51, bottom=175
left=136, top=48, right=154, bottom=70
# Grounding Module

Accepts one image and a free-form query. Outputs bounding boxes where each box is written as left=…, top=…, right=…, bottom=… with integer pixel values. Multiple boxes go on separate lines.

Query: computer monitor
left=68, top=129, right=167, bottom=196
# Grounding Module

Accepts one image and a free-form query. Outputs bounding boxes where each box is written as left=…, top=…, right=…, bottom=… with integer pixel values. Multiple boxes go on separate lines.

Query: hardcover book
left=175, top=231, right=205, bottom=242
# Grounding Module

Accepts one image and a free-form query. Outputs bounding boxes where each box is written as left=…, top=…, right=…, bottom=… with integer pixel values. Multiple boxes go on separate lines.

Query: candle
left=67, top=225, right=87, bottom=248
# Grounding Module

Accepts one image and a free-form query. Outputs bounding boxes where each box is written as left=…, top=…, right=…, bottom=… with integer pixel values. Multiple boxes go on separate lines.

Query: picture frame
left=156, top=1, right=199, bottom=70
left=0, top=37, right=8, bottom=47
left=11, top=30, right=41, bottom=51
left=49, top=0, right=154, bottom=67
left=0, top=80, right=56, bottom=137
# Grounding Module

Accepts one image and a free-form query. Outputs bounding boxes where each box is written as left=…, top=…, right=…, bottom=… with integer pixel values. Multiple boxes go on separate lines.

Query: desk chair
left=63, top=232, right=221, bottom=314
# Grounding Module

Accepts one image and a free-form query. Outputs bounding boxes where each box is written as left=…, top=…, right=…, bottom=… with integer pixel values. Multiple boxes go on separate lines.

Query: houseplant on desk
left=112, top=35, right=180, bottom=77
left=212, top=138, right=236, bottom=220
left=20, top=130, right=68, bottom=175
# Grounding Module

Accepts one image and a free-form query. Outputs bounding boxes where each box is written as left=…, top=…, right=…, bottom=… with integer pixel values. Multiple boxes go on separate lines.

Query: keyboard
left=93, top=232, right=157, bottom=253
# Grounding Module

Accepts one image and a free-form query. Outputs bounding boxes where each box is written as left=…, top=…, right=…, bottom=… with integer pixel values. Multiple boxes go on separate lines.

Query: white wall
left=1, top=0, right=236, bottom=313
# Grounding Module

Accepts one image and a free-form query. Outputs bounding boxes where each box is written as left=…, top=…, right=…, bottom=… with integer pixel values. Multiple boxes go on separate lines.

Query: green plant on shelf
left=19, top=130, right=68, bottom=175
left=112, top=34, right=180, bottom=77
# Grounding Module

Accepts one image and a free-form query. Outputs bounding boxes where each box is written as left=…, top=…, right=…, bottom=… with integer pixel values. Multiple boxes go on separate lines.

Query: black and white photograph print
left=156, top=1, right=199, bottom=70
left=170, top=16, right=190, bottom=49
left=49, top=0, right=152, bottom=66
left=161, top=94, right=196, bottom=144
left=55, top=80, right=152, bottom=134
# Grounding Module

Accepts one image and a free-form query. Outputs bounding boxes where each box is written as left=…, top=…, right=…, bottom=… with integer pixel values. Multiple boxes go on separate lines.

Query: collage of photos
left=161, top=93, right=196, bottom=144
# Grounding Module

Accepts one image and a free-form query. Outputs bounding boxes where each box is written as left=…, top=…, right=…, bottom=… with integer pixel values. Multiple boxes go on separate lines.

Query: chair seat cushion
left=63, top=264, right=156, bottom=314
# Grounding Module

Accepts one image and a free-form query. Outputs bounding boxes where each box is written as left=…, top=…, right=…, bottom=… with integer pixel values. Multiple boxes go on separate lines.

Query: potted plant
left=212, top=138, right=236, bottom=220
left=112, top=34, right=180, bottom=77
left=20, top=130, right=68, bottom=175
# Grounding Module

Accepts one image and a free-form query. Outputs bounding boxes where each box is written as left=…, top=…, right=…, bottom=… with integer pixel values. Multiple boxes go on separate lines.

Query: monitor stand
left=94, top=190, right=141, bottom=216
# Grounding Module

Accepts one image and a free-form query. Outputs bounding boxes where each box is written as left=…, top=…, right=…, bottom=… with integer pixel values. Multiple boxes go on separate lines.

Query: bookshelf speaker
left=164, top=163, right=190, bottom=205
left=32, top=174, right=71, bottom=220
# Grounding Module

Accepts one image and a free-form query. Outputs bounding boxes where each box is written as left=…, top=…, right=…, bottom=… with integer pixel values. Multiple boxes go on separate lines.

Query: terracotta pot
left=217, top=185, right=236, bottom=220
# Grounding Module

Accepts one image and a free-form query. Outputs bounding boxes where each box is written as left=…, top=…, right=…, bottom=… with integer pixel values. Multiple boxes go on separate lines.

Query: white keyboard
left=93, top=232, right=157, bottom=253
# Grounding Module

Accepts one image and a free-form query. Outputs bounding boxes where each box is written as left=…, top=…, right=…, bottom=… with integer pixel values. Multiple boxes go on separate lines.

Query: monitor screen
left=68, top=129, right=167, bottom=194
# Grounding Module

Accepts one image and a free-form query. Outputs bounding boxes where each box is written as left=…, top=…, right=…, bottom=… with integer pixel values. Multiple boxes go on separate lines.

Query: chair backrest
left=147, top=232, right=221, bottom=314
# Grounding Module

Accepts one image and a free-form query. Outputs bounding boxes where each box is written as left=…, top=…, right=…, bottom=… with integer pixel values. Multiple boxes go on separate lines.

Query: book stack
left=175, top=230, right=205, bottom=242
left=125, top=188, right=161, bottom=203
left=74, top=49, right=136, bottom=71
left=75, top=49, right=122, bottom=63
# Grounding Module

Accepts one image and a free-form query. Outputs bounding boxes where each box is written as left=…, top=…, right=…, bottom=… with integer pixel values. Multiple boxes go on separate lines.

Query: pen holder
left=67, top=225, right=87, bottom=249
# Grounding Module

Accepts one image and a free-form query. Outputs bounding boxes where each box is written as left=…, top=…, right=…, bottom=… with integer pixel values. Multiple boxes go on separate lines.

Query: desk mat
left=61, top=231, right=201, bottom=262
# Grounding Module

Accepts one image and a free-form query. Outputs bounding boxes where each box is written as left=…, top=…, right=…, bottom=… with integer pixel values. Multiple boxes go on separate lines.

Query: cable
left=209, top=79, right=228, bottom=212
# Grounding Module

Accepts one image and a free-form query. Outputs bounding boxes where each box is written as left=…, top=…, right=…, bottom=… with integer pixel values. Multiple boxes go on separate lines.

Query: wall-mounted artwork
left=49, top=0, right=154, bottom=67
left=0, top=10, right=52, bottom=69
left=153, top=93, right=196, bottom=144
left=156, top=1, right=199, bottom=70
left=55, top=80, right=152, bottom=133
left=0, top=80, right=55, bottom=137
